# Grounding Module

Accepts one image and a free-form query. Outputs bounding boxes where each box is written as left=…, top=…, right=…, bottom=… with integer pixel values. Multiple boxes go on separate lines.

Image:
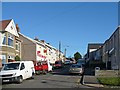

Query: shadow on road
left=52, top=65, right=95, bottom=76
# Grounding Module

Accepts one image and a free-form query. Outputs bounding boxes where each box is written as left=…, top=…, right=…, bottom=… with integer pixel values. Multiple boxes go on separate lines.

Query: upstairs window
left=8, top=33, right=14, bottom=47
left=16, top=41, right=20, bottom=51
left=2, top=35, right=6, bottom=45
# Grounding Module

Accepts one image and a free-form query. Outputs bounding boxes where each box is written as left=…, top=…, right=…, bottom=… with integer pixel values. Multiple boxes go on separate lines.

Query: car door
left=20, top=63, right=26, bottom=79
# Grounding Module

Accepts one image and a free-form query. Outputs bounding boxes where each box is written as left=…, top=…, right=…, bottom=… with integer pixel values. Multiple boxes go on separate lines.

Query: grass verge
left=97, top=77, right=120, bottom=86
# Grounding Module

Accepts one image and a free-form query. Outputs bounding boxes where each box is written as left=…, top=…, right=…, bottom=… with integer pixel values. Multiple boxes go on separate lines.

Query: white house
left=0, top=19, right=21, bottom=67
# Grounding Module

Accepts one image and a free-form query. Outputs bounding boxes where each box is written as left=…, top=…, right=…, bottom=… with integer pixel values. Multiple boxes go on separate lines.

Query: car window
left=2, top=63, right=20, bottom=70
left=71, top=64, right=81, bottom=68
left=20, top=63, right=25, bottom=70
left=55, top=61, right=61, bottom=64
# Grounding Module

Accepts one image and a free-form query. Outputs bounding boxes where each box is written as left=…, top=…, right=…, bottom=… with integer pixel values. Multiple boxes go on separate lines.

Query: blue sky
left=2, top=2, right=118, bottom=57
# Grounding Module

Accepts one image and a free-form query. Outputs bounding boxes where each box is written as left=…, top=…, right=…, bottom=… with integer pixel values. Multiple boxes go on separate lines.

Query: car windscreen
left=55, top=61, right=61, bottom=64
left=2, top=63, right=20, bottom=70
left=71, top=64, right=81, bottom=68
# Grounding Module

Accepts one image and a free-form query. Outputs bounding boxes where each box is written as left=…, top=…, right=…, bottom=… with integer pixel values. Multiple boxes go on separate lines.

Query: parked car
left=69, top=64, right=83, bottom=75
left=64, top=60, right=71, bottom=65
left=0, top=61, right=35, bottom=84
left=33, top=60, right=52, bottom=75
left=53, top=60, right=63, bottom=68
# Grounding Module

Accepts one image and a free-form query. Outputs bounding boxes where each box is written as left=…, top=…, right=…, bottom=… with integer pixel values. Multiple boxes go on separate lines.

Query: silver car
left=69, top=64, right=83, bottom=75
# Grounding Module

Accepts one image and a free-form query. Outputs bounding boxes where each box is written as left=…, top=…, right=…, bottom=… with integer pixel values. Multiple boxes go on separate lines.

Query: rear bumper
left=69, top=70, right=82, bottom=74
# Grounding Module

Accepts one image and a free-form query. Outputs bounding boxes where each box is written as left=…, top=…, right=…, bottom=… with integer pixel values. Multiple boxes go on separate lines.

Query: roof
left=88, top=43, right=103, bottom=49
left=19, top=32, right=37, bottom=44
left=19, top=33, right=45, bottom=47
left=0, top=19, right=12, bottom=30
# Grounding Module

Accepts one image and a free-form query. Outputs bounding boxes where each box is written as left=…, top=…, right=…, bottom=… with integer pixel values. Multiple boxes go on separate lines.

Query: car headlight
left=13, top=73, right=17, bottom=76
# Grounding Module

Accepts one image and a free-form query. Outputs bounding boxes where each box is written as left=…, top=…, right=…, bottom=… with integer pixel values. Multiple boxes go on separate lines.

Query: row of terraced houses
left=85, top=26, right=120, bottom=70
left=0, top=19, right=64, bottom=68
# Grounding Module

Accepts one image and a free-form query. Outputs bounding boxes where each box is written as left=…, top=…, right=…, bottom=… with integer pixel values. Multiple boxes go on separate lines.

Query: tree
left=15, top=55, right=20, bottom=61
left=74, top=52, right=82, bottom=62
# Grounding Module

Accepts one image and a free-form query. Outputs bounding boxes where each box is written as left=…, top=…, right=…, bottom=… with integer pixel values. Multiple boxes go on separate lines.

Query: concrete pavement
left=77, top=75, right=104, bottom=88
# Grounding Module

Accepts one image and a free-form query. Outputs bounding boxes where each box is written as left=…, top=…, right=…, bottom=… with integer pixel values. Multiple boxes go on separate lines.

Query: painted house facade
left=102, top=26, right=120, bottom=70
left=0, top=19, right=21, bottom=67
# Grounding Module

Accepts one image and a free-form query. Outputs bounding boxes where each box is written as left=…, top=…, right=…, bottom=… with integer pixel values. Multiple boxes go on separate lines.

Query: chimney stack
left=34, top=37, right=39, bottom=41
left=41, top=40, right=45, bottom=43
left=16, top=24, right=20, bottom=32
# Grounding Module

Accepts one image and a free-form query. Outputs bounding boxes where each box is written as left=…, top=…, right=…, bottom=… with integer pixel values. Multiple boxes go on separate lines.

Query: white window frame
left=8, top=33, right=14, bottom=47
left=16, top=41, right=20, bottom=51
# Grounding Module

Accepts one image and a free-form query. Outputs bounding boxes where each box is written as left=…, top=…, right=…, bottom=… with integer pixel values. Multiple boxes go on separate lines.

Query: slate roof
left=0, top=19, right=12, bottom=30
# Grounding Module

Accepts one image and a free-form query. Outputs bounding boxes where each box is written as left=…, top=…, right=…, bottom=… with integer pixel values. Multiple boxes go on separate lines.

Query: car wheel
left=31, top=73, right=35, bottom=79
left=17, top=76, right=23, bottom=84
left=36, top=71, right=40, bottom=75
left=42, top=70, right=47, bottom=74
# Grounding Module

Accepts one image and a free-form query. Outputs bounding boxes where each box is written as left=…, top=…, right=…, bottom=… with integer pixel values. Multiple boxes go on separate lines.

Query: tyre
left=42, top=70, right=47, bottom=74
left=31, top=72, right=35, bottom=79
left=35, top=71, right=40, bottom=75
left=17, top=76, right=23, bottom=84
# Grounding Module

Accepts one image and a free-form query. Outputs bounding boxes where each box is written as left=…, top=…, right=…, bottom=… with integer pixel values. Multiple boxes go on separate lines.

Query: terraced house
left=19, top=34, right=64, bottom=64
left=102, top=26, right=120, bottom=70
left=0, top=19, right=21, bottom=67
left=85, top=26, right=120, bottom=70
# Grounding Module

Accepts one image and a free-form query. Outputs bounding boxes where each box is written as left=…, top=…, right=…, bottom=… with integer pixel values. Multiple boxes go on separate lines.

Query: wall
left=19, top=34, right=36, bottom=61
left=95, top=70, right=119, bottom=77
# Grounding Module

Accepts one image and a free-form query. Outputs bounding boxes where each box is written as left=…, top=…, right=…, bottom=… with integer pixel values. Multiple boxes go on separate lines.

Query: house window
left=1, top=55, right=6, bottom=66
left=2, top=35, right=6, bottom=45
left=16, top=41, right=20, bottom=51
left=8, top=34, right=14, bottom=46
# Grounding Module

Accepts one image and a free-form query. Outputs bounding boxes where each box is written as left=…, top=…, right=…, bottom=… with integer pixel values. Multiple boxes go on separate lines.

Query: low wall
left=95, top=70, right=119, bottom=77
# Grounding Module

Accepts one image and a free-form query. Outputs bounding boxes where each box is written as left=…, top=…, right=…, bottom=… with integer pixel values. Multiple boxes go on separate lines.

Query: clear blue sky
left=2, top=2, right=118, bottom=57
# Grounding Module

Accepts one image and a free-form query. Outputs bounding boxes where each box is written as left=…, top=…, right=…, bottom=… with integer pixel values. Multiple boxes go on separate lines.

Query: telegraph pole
left=64, top=48, right=67, bottom=58
left=64, top=45, right=69, bottom=61
left=59, top=41, right=61, bottom=60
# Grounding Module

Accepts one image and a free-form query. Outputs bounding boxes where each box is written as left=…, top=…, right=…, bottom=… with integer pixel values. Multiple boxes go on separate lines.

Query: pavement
left=77, top=75, right=104, bottom=88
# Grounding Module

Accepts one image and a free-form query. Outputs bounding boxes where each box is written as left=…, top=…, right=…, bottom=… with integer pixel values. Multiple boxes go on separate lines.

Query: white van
left=0, top=61, right=35, bottom=83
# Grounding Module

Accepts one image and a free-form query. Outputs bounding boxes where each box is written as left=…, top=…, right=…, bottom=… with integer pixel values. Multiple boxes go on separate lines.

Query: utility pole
left=64, top=48, right=67, bottom=60
left=59, top=41, right=61, bottom=61
left=64, top=48, right=67, bottom=58
left=64, top=45, right=69, bottom=61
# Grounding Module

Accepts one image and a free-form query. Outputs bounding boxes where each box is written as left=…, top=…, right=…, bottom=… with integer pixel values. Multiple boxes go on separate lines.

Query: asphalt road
left=1, top=65, right=95, bottom=88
